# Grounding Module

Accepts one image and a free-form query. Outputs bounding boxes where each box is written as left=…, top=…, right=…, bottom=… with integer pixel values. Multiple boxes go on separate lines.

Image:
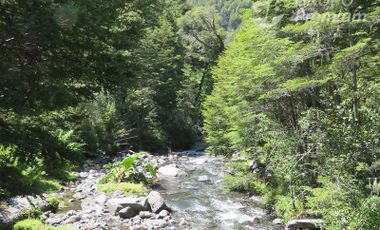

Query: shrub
left=350, top=196, right=380, bottom=229
left=305, top=177, right=361, bottom=229
left=224, top=160, right=268, bottom=194
left=274, top=195, right=305, bottom=222
left=0, top=145, right=60, bottom=199
left=100, top=155, right=157, bottom=185
left=18, top=207, right=42, bottom=219
left=47, top=196, right=61, bottom=212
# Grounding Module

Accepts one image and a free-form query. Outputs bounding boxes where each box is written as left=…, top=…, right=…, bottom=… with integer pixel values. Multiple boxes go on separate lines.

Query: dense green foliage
left=188, top=0, right=252, bottom=31
left=1, top=0, right=224, bottom=199
left=100, top=154, right=157, bottom=185
left=2, top=0, right=379, bottom=229
left=0, top=0, right=160, bottom=198
left=204, top=1, right=380, bottom=229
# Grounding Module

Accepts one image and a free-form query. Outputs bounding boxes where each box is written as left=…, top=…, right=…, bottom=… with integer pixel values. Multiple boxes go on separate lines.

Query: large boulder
left=0, top=195, right=54, bottom=229
left=146, top=191, right=170, bottom=213
left=106, top=197, right=148, bottom=215
left=286, top=219, right=325, bottom=230
left=119, top=207, right=137, bottom=219
left=157, top=164, right=187, bottom=178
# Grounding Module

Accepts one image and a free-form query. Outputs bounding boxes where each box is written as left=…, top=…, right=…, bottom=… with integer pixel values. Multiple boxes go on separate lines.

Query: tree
left=203, top=1, right=380, bottom=227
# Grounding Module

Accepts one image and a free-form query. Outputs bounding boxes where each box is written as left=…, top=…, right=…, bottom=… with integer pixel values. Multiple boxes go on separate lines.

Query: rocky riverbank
left=1, top=153, right=178, bottom=230
left=43, top=154, right=180, bottom=230
left=1, top=151, right=323, bottom=230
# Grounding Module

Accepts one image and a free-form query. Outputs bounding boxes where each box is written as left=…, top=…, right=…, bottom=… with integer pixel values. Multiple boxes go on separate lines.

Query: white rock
left=157, top=210, right=169, bottom=219
left=273, top=218, right=283, bottom=225
left=95, top=194, right=108, bottom=205
left=157, top=164, right=187, bottom=178
left=79, top=172, right=88, bottom=178
left=139, top=211, right=155, bottom=219
left=179, top=218, right=189, bottom=226
left=64, top=215, right=81, bottom=224
left=197, top=175, right=210, bottom=182
left=249, top=195, right=264, bottom=206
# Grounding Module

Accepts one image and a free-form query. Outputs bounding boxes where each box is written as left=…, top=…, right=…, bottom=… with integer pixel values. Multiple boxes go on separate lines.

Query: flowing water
left=158, top=151, right=277, bottom=230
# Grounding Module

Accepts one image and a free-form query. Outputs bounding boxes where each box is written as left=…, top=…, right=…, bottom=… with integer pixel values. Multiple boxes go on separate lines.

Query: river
left=158, top=151, right=277, bottom=229
left=47, top=151, right=279, bottom=229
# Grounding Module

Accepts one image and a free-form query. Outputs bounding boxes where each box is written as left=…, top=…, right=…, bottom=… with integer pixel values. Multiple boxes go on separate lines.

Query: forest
left=1, top=0, right=379, bottom=229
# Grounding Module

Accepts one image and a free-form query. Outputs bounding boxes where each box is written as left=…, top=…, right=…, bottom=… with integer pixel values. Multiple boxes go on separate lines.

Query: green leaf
left=145, top=163, right=157, bottom=177
left=122, top=157, right=137, bottom=170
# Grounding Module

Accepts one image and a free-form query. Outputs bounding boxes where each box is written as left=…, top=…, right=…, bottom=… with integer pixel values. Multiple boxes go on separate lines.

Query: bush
left=0, top=145, right=62, bottom=199
left=224, top=173, right=267, bottom=194
left=100, top=155, right=157, bottom=185
left=350, top=196, right=380, bottom=229
left=18, top=207, right=42, bottom=219
left=47, top=196, right=61, bottom=212
left=274, top=195, right=305, bottom=222
left=13, top=219, right=72, bottom=230
left=224, top=160, right=268, bottom=194
left=305, top=177, right=361, bottom=229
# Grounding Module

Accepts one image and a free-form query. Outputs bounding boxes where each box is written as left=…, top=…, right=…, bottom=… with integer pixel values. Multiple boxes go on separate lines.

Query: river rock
left=132, top=215, right=142, bottom=224
left=179, top=218, right=189, bottom=226
left=249, top=195, right=264, bottom=206
left=168, top=155, right=175, bottom=161
left=79, top=172, right=88, bottom=178
left=64, top=215, right=81, bottom=224
left=286, top=219, right=325, bottom=229
left=157, top=164, right=187, bottom=178
left=273, top=218, right=284, bottom=225
left=157, top=209, right=169, bottom=219
left=198, top=175, right=210, bottom=182
left=106, top=197, right=148, bottom=215
left=192, top=158, right=207, bottom=165
left=45, top=213, right=67, bottom=226
left=252, top=216, right=262, bottom=224
left=119, top=207, right=137, bottom=219
left=73, top=192, right=86, bottom=200
left=139, top=211, right=155, bottom=219
left=95, top=194, right=108, bottom=205
left=146, top=191, right=170, bottom=213
left=145, top=219, right=168, bottom=228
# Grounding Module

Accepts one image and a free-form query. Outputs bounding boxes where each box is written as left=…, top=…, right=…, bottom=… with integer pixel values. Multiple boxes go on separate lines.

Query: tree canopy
left=204, top=1, right=380, bottom=228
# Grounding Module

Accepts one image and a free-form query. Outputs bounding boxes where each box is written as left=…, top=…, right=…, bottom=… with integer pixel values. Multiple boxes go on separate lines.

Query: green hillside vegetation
left=1, top=1, right=379, bottom=229
left=203, top=1, right=380, bottom=229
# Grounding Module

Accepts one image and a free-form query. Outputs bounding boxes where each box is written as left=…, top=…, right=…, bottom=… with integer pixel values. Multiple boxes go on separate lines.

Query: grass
left=30, top=178, right=63, bottom=195
left=13, top=219, right=73, bottom=230
left=98, top=182, right=148, bottom=195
